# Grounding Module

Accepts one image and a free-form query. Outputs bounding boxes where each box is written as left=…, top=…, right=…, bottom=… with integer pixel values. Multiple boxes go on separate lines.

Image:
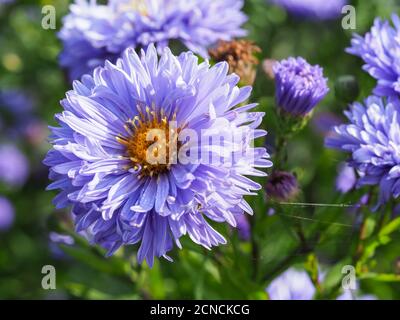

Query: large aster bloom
left=347, top=14, right=400, bottom=98
left=326, top=96, right=400, bottom=207
left=271, top=0, right=347, bottom=21
left=60, top=0, right=247, bottom=80
left=273, top=57, right=329, bottom=117
left=44, top=45, right=272, bottom=266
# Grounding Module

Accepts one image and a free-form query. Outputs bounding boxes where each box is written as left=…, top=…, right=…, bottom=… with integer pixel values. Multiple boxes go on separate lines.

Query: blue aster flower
left=0, top=196, right=14, bottom=231
left=58, top=0, right=125, bottom=81
left=44, top=45, right=272, bottom=266
left=326, top=96, right=400, bottom=207
left=60, top=0, right=247, bottom=80
left=273, top=57, right=329, bottom=117
left=271, top=0, right=347, bottom=21
left=347, top=14, right=400, bottom=98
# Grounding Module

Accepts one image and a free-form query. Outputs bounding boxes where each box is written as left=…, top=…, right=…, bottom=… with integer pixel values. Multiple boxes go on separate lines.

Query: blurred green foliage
left=1, top=0, right=400, bottom=299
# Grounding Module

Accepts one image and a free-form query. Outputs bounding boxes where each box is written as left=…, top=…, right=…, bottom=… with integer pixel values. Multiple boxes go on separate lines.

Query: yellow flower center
left=117, top=0, right=148, bottom=16
left=117, top=105, right=179, bottom=178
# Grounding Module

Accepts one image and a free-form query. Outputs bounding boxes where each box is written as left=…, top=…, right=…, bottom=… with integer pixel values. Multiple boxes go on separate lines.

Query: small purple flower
left=0, top=196, right=14, bottom=231
left=266, top=268, right=316, bottom=300
left=273, top=57, right=329, bottom=117
left=271, top=0, right=347, bottom=21
left=0, top=144, right=29, bottom=187
left=336, top=163, right=356, bottom=194
left=347, top=14, right=400, bottom=98
left=59, top=0, right=247, bottom=80
left=44, top=45, right=272, bottom=266
left=265, top=171, right=299, bottom=201
left=326, top=96, right=400, bottom=207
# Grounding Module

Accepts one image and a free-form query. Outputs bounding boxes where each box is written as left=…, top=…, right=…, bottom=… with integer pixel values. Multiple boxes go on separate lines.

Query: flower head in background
left=59, top=0, right=247, bottom=80
left=0, top=144, right=29, bottom=187
left=326, top=96, right=400, bottom=207
left=209, top=40, right=261, bottom=86
left=265, top=171, right=299, bottom=201
left=266, top=267, right=377, bottom=300
left=0, top=89, right=34, bottom=116
left=347, top=14, right=400, bottom=98
left=271, top=0, right=347, bottom=21
left=44, top=45, right=271, bottom=266
left=58, top=0, right=124, bottom=81
left=273, top=57, right=329, bottom=117
left=266, top=268, right=316, bottom=300
left=0, top=197, right=14, bottom=231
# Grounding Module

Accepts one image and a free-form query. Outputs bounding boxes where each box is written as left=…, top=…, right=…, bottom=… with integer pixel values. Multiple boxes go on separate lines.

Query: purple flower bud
left=266, top=171, right=299, bottom=201
left=273, top=57, right=329, bottom=117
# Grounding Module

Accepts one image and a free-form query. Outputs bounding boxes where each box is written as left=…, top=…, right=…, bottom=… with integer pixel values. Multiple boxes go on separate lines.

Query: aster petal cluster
left=271, top=0, right=347, bottom=21
left=44, top=45, right=272, bottom=266
left=60, top=0, right=247, bottom=80
left=273, top=57, right=329, bottom=117
left=326, top=96, right=400, bottom=207
left=347, top=14, right=400, bottom=98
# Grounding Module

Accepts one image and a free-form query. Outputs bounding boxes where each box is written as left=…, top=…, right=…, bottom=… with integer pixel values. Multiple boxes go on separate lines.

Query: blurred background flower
left=336, top=163, right=356, bottom=194
left=0, top=143, right=29, bottom=187
left=270, top=0, right=347, bottom=21
left=266, top=268, right=316, bottom=300
left=59, top=0, right=248, bottom=80
left=0, top=196, right=14, bottom=231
